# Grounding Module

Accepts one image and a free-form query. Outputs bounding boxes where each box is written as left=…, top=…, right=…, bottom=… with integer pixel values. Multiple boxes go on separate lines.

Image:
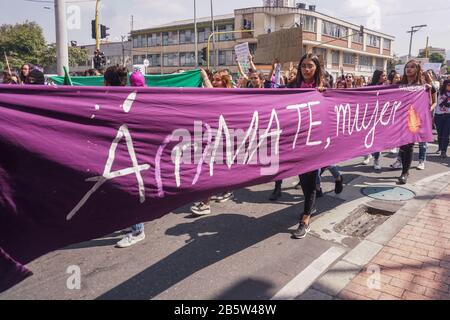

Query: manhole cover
left=360, top=185, right=415, bottom=201
left=334, top=206, right=389, bottom=238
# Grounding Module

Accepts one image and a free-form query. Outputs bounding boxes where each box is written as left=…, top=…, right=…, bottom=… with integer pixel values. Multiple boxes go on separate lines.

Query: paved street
left=1, top=143, right=449, bottom=300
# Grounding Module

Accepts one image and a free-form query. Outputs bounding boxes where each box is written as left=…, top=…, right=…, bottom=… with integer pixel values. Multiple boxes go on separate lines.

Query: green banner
left=50, top=69, right=202, bottom=88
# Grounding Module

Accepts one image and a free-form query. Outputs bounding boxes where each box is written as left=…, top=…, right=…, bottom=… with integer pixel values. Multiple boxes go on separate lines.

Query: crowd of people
left=2, top=53, right=450, bottom=244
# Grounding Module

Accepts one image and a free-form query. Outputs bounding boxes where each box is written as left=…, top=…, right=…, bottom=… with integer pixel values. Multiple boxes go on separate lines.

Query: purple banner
left=0, top=84, right=432, bottom=291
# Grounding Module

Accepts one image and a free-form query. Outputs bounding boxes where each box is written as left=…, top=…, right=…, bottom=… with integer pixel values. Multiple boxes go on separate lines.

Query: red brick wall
left=303, top=32, right=316, bottom=41
left=366, top=46, right=380, bottom=54
left=322, top=35, right=348, bottom=48
left=352, top=43, right=363, bottom=51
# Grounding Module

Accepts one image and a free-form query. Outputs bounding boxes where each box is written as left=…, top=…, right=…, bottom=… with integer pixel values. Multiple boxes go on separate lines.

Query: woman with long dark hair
left=289, top=53, right=326, bottom=239
left=397, top=60, right=436, bottom=184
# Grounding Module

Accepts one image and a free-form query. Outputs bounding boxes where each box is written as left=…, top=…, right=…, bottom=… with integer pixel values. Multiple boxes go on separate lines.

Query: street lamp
left=407, top=24, right=427, bottom=61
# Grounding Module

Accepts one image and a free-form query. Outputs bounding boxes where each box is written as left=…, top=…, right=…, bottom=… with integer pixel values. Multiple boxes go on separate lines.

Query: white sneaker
left=389, top=148, right=398, bottom=154
left=190, top=202, right=211, bottom=216
left=417, top=161, right=425, bottom=170
left=362, top=155, right=372, bottom=165
left=215, top=191, right=234, bottom=203
left=390, top=159, right=402, bottom=169
left=374, top=160, right=381, bottom=170
left=116, top=232, right=145, bottom=248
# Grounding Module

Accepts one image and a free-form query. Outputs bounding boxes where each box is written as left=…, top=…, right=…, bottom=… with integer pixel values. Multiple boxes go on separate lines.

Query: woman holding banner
left=290, top=53, right=326, bottom=239
left=397, top=60, right=437, bottom=184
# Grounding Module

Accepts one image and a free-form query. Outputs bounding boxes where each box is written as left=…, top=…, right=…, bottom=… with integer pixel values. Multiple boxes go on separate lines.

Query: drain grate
left=334, top=205, right=389, bottom=238
left=361, top=185, right=415, bottom=201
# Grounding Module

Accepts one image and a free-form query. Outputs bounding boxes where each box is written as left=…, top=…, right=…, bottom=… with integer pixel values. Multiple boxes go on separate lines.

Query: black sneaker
left=397, top=173, right=409, bottom=185
left=316, top=188, right=323, bottom=198
left=292, top=222, right=311, bottom=239
left=335, top=175, right=344, bottom=194
left=269, top=188, right=282, bottom=201
left=441, top=151, right=447, bottom=159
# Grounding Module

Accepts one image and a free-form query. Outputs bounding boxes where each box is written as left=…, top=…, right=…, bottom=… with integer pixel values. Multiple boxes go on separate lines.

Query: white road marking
left=271, top=246, right=346, bottom=300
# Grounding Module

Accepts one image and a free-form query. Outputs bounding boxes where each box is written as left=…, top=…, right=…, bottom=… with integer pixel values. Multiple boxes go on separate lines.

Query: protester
left=335, top=79, right=347, bottom=89
left=284, top=53, right=326, bottom=239
left=27, top=69, right=45, bottom=85
left=397, top=60, right=436, bottom=184
left=102, top=66, right=146, bottom=248
left=84, top=68, right=100, bottom=76
left=2, top=71, right=20, bottom=84
left=362, top=70, right=388, bottom=170
left=345, top=73, right=355, bottom=88
left=434, top=79, right=450, bottom=158
left=19, top=63, right=32, bottom=83
left=191, top=69, right=234, bottom=216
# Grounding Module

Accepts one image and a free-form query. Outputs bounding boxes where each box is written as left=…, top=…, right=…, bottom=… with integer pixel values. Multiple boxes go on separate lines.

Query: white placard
left=235, top=42, right=251, bottom=74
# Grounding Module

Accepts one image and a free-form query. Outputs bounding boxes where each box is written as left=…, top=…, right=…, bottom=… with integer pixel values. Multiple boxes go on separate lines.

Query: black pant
left=274, top=175, right=301, bottom=189
left=399, top=143, right=414, bottom=175
left=435, top=113, right=450, bottom=152
left=299, top=170, right=319, bottom=219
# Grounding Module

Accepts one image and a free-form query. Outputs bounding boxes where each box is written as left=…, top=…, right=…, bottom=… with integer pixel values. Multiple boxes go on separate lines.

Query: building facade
left=131, top=5, right=395, bottom=78
left=419, top=47, right=446, bottom=59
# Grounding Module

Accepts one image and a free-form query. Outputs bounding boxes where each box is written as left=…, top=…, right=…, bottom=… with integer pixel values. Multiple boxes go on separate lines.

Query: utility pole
left=131, top=15, right=134, bottom=31
left=194, top=0, right=198, bottom=67
left=210, top=0, right=215, bottom=69
left=55, top=0, right=69, bottom=76
left=425, top=36, right=429, bottom=58
left=121, top=35, right=126, bottom=66
left=95, top=0, right=100, bottom=50
left=407, top=24, right=426, bottom=61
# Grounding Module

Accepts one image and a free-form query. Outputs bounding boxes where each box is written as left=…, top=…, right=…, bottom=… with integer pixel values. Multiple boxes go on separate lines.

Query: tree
left=0, top=21, right=47, bottom=70
left=429, top=52, right=445, bottom=64
left=1, top=21, right=88, bottom=73
left=41, top=44, right=89, bottom=71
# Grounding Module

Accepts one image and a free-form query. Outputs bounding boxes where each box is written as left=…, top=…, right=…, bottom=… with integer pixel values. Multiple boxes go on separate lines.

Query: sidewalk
left=339, top=185, right=450, bottom=300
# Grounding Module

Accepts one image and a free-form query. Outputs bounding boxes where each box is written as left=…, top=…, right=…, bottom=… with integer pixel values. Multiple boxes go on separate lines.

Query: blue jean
left=435, top=113, right=450, bottom=152
left=131, top=223, right=144, bottom=235
left=316, top=165, right=341, bottom=187
left=419, top=142, right=427, bottom=162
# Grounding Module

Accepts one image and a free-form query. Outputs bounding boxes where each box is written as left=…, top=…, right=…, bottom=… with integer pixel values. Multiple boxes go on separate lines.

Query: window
left=148, top=33, right=161, bottom=47
left=217, top=50, right=236, bottom=66
left=343, top=52, right=355, bottom=64
left=383, top=39, right=391, bottom=50
left=162, top=31, right=178, bottom=46
left=359, top=55, right=372, bottom=66
left=180, top=30, right=194, bottom=44
left=352, top=30, right=363, bottom=44
left=148, top=54, right=161, bottom=67
left=312, top=47, right=326, bottom=60
left=300, top=15, right=316, bottom=32
left=198, top=27, right=211, bottom=43
left=367, top=34, right=380, bottom=47
left=133, top=55, right=146, bottom=64
left=218, top=24, right=234, bottom=41
left=133, top=35, right=147, bottom=48
left=180, top=52, right=196, bottom=66
left=322, top=21, right=347, bottom=38
left=163, top=53, right=179, bottom=66
left=332, top=50, right=340, bottom=64
left=375, top=58, right=384, bottom=68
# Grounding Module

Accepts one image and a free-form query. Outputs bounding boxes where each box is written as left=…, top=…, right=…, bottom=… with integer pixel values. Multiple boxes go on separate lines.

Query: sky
left=1, top=0, right=449, bottom=57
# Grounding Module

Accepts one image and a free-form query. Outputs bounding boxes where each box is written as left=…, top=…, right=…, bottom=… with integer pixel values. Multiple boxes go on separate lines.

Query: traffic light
left=100, top=24, right=110, bottom=39
left=91, top=20, right=96, bottom=39
left=201, top=47, right=208, bottom=61
left=359, top=25, right=364, bottom=36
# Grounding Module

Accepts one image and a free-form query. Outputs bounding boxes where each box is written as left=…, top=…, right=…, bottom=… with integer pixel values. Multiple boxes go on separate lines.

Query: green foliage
left=429, top=52, right=445, bottom=64
left=1, top=21, right=88, bottom=72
